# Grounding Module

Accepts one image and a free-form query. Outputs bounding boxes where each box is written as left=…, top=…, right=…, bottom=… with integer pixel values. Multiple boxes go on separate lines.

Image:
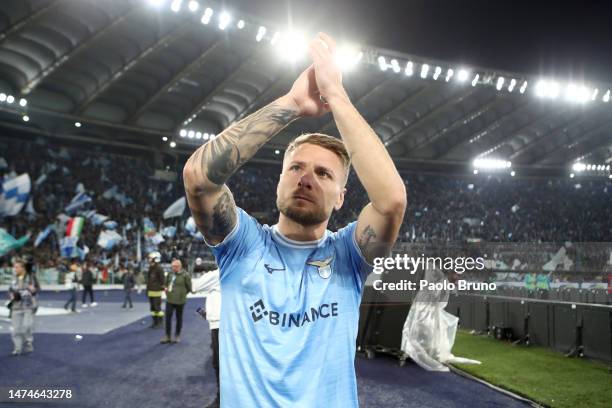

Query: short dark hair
left=284, top=133, right=350, bottom=183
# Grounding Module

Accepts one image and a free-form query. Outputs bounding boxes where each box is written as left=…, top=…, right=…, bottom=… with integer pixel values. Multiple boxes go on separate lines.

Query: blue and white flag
left=163, top=197, right=185, bottom=219
left=162, top=226, right=177, bottom=238
left=34, top=224, right=55, bottom=247
left=103, top=220, right=118, bottom=230
left=185, top=216, right=197, bottom=234
left=77, top=244, right=90, bottom=261
left=0, top=173, right=31, bottom=217
left=92, top=213, right=109, bottom=226
left=60, top=236, right=79, bottom=258
left=97, top=230, right=122, bottom=250
left=0, top=157, right=7, bottom=169
left=75, top=183, right=85, bottom=194
left=65, top=192, right=91, bottom=213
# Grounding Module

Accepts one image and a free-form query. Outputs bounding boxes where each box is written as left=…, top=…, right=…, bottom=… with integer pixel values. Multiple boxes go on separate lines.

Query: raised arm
left=309, top=33, right=407, bottom=263
left=183, top=64, right=331, bottom=245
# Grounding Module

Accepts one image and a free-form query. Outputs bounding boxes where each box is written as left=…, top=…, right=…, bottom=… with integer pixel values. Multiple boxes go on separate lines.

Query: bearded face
left=276, top=144, right=346, bottom=227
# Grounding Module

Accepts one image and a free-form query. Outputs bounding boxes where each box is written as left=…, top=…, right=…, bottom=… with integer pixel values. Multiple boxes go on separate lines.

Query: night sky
left=227, top=0, right=612, bottom=84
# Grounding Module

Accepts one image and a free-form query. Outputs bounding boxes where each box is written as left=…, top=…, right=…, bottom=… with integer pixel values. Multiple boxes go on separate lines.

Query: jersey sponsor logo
left=306, top=256, right=333, bottom=279
left=264, top=264, right=285, bottom=274
left=249, top=299, right=268, bottom=322
left=248, top=298, right=339, bottom=328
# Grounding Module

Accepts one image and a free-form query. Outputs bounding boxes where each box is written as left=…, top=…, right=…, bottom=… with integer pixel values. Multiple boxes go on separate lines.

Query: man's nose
left=298, top=171, right=314, bottom=189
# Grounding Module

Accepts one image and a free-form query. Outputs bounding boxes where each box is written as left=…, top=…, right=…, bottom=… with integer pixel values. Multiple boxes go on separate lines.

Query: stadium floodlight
left=473, top=158, right=511, bottom=170
left=404, top=61, right=414, bottom=76
left=420, top=63, right=429, bottom=79
left=0, top=93, right=5, bottom=102
left=334, top=46, right=362, bottom=72
left=570, top=173, right=575, bottom=178
left=536, top=80, right=560, bottom=99
left=473, top=169, right=478, bottom=175
left=609, top=174, right=612, bottom=179
left=572, top=163, right=586, bottom=172
left=270, top=31, right=281, bottom=46
left=19, top=98, right=27, bottom=107
left=510, top=171, right=516, bottom=177
left=162, top=136, right=168, bottom=142
left=179, top=129, right=187, bottom=137
left=586, top=164, right=592, bottom=170
left=218, top=12, right=231, bottom=30
left=508, top=78, right=517, bottom=92
left=591, top=88, right=599, bottom=101
left=496, top=77, right=505, bottom=91
left=274, top=149, right=280, bottom=155
left=603, top=90, right=610, bottom=103
left=457, top=69, right=469, bottom=82
left=148, top=0, right=164, bottom=8
left=170, top=141, right=176, bottom=148
left=201, top=7, right=213, bottom=24
left=194, top=132, right=201, bottom=139
left=390, top=59, right=400, bottom=73
left=276, top=31, right=307, bottom=62
left=607, top=165, right=611, bottom=171
left=203, top=133, right=209, bottom=140
left=433, top=66, right=442, bottom=80
left=519, top=80, right=528, bottom=94
left=471, top=73, right=479, bottom=87
left=6, top=95, right=14, bottom=104
left=170, top=0, right=182, bottom=12
left=188, top=1, right=198, bottom=12
left=22, top=115, right=29, bottom=122
left=237, top=20, right=245, bottom=29
left=187, top=130, right=195, bottom=138
left=256, top=26, right=266, bottom=42
left=445, top=68, right=454, bottom=82
left=377, top=56, right=387, bottom=71
left=74, top=122, right=81, bottom=128
left=565, top=84, right=591, bottom=103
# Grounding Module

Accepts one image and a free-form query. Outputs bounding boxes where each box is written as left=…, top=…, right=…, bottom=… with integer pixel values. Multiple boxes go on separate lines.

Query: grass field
left=451, top=331, right=612, bottom=408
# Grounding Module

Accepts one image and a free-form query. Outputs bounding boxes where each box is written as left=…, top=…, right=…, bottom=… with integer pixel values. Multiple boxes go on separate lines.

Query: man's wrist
left=275, top=94, right=300, bottom=115
left=325, top=88, right=351, bottom=108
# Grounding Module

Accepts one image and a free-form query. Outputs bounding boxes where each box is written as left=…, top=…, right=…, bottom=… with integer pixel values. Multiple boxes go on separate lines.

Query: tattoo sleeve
left=188, top=102, right=298, bottom=188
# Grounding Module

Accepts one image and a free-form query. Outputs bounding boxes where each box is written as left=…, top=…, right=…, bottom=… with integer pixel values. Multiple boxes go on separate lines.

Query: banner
left=0, top=173, right=31, bottom=217
left=0, top=228, right=29, bottom=257
left=163, top=197, right=186, bottom=219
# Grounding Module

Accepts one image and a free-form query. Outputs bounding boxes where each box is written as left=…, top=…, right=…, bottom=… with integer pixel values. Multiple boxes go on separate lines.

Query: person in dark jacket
left=8, top=259, right=40, bottom=355
left=160, top=258, right=192, bottom=344
left=146, top=251, right=165, bottom=328
left=122, top=268, right=136, bottom=308
left=80, top=262, right=97, bottom=307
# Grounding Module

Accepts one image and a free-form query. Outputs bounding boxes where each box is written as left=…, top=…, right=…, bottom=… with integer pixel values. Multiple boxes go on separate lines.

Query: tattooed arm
left=309, top=33, right=407, bottom=263
left=183, top=99, right=298, bottom=245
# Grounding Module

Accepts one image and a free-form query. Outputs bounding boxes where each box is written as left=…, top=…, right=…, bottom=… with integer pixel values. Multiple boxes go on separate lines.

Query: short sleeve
left=206, top=207, right=263, bottom=278
left=335, top=222, right=373, bottom=290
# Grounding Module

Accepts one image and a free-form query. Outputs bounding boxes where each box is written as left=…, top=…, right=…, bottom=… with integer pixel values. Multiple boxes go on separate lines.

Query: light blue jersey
left=209, top=208, right=371, bottom=408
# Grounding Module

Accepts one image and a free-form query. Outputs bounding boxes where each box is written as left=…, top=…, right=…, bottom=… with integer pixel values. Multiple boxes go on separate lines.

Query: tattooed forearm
left=189, top=102, right=298, bottom=187
left=357, top=224, right=393, bottom=262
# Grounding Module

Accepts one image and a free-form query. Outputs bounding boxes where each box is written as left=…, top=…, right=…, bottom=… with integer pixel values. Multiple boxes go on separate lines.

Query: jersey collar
left=271, top=225, right=329, bottom=249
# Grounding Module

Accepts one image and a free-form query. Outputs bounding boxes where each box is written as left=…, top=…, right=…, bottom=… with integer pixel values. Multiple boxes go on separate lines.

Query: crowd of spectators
left=0, top=135, right=611, bottom=283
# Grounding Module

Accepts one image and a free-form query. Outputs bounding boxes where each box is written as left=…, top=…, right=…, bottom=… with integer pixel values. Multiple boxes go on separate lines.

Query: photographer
left=8, top=258, right=40, bottom=356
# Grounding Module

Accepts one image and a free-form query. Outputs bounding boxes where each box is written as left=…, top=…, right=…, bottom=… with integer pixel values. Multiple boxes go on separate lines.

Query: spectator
left=160, top=259, right=191, bottom=344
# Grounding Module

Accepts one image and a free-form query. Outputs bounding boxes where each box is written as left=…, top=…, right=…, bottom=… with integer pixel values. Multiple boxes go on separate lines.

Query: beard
left=277, top=195, right=329, bottom=226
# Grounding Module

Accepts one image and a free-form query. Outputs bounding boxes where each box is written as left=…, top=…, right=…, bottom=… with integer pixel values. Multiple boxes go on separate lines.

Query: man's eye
left=290, top=165, right=300, bottom=171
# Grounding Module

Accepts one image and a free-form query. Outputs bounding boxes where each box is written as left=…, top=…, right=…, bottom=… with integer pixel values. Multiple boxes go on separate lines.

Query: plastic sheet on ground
left=401, top=269, right=481, bottom=372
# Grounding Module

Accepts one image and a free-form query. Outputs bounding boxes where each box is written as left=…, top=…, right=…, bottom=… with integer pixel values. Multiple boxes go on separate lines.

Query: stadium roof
left=0, top=0, right=610, bottom=176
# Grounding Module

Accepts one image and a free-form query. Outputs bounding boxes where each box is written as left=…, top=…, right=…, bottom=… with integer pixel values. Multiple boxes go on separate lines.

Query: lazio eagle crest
left=306, top=257, right=334, bottom=279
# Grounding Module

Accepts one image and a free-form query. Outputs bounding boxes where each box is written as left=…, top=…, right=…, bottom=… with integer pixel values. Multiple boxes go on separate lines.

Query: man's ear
left=334, top=187, right=346, bottom=211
